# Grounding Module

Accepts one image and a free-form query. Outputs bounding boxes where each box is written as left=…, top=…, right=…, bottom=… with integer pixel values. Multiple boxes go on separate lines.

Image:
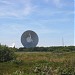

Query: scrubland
left=0, top=52, right=75, bottom=75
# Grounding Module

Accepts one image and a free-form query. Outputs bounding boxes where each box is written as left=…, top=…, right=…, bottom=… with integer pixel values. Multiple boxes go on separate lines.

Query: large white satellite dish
left=21, top=30, right=39, bottom=48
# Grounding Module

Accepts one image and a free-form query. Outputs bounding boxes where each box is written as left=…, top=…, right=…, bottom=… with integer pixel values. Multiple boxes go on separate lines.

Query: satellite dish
left=21, top=30, right=39, bottom=48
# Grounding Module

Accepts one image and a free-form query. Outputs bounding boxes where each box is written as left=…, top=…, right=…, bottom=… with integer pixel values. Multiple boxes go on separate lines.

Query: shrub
left=0, top=45, right=15, bottom=62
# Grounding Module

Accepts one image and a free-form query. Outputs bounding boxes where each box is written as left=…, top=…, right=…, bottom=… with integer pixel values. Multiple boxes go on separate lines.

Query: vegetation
left=0, top=44, right=16, bottom=62
left=0, top=44, right=75, bottom=75
left=18, top=46, right=75, bottom=52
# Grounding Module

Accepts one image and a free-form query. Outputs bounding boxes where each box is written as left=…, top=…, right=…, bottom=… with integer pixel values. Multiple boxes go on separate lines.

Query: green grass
left=0, top=52, right=75, bottom=75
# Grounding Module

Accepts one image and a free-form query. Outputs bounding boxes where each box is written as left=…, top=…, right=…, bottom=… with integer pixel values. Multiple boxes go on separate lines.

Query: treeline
left=0, top=44, right=75, bottom=62
left=17, top=46, right=75, bottom=52
left=0, top=44, right=75, bottom=52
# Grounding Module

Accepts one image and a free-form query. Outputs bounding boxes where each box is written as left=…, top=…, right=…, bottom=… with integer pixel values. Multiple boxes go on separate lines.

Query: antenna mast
left=62, top=37, right=64, bottom=46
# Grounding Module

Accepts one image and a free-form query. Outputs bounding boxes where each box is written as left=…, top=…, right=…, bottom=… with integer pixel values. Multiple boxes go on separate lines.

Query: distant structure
left=9, top=43, right=15, bottom=48
left=62, top=37, right=64, bottom=46
left=21, top=30, right=39, bottom=48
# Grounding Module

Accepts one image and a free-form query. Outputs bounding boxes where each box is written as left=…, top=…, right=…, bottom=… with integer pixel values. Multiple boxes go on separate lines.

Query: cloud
left=0, top=0, right=13, bottom=5
left=0, top=0, right=37, bottom=18
left=44, top=0, right=62, bottom=7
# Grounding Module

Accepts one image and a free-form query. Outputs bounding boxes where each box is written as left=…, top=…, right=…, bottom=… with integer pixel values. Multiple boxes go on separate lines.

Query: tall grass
left=0, top=52, right=75, bottom=75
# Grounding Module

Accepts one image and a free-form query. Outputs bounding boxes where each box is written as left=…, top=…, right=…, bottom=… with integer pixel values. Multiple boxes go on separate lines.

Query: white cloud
left=0, top=0, right=13, bottom=5
left=0, top=0, right=37, bottom=18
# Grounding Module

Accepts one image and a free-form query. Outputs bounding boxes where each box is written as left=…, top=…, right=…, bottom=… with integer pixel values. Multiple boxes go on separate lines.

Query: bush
left=0, top=45, right=15, bottom=62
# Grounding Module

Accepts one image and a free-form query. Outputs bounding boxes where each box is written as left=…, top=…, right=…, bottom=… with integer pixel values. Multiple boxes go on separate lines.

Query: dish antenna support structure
left=21, top=30, right=39, bottom=48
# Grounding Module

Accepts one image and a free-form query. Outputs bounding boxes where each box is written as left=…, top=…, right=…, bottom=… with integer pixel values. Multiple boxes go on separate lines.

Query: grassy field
left=0, top=52, right=75, bottom=75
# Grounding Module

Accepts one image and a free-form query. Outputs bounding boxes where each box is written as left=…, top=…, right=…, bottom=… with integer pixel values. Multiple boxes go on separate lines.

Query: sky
left=0, top=0, right=74, bottom=48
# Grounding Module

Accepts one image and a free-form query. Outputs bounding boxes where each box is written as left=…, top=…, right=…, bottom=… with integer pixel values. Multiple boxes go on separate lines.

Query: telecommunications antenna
left=21, top=30, right=39, bottom=48
left=62, top=37, right=64, bottom=46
